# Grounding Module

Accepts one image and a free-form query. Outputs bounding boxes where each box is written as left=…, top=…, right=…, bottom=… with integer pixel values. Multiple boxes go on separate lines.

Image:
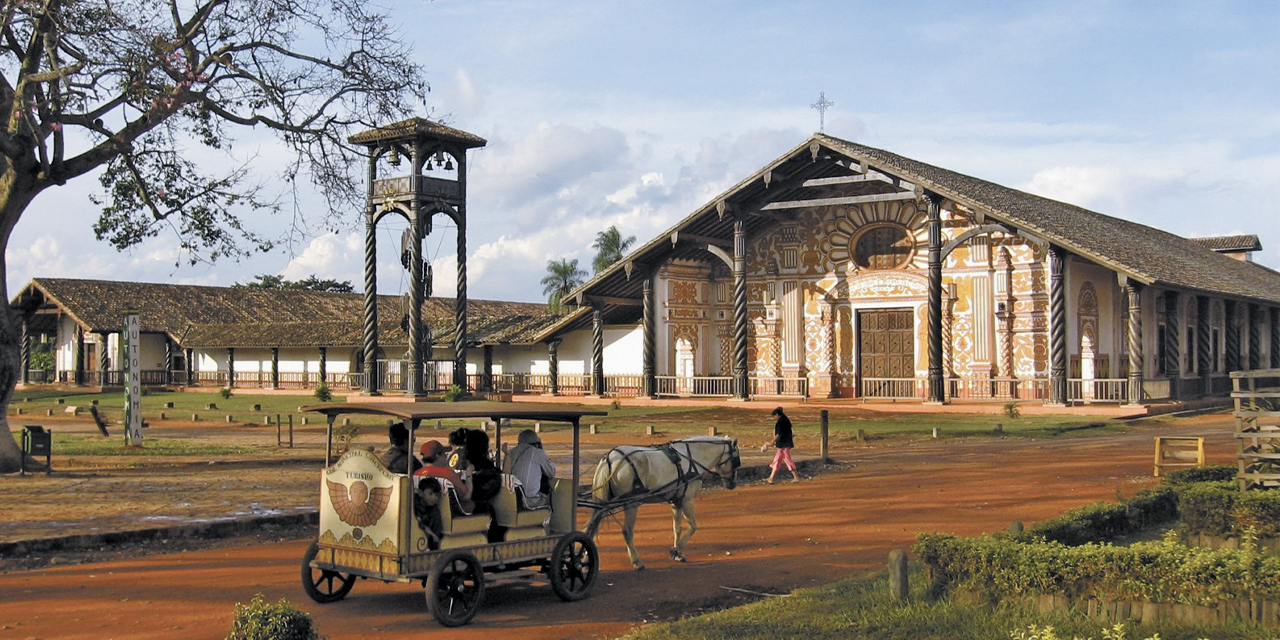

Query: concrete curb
left=0, top=460, right=833, bottom=557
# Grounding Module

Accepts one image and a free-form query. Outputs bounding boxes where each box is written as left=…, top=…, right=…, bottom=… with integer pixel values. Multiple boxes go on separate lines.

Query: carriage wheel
left=426, top=549, right=486, bottom=627
left=300, top=541, right=356, bottom=604
left=549, top=531, right=599, bottom=602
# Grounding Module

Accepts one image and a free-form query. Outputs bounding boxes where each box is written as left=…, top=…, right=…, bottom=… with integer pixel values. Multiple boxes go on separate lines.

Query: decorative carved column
left=1164, top=293, right=1180, bottom=379
left=163, top=339, right=174, bottom=385
left=1272, top=308, right=1280, bottom=369
left=1249, top=303, right=1261, bottom=370
left=407, top=175, right=426, bottom=396
left=227, top=347, right=236, bottom=389
left=482, top=345, right=493, bottom=392
left=318, top=347, right=328, bottom=387
left=943, top=285, right=955, bottom=378
left=642, top=275, right=656, bottom=397
left=454, top=210, right=468, bottom=391
left=19, top=318, right=30, bottom=385
left=926, top=192, right=945, bottom=403
left=1197, top=296, right=1212, bottom=393
left=1048, top=246, right=1068, bottom=405
left=813, top=299, right=838, bottom=398
left=74, top=330, right=83, bottom=385
left=1225, top=301, right=1240, bottom=372
left=185, top=347, right=194, bottom=386
left=548, top=339, right=560, bottom=396
left=1126, top=280, right=1144, bottom=405
left=1172, top=291, right=1177, bottom=399
left=362, top=166, right=380, bottom=395
left=270, top=347, right=280, bottom=389
left=732, top=217, right=749, bottom=399
left=591, top=306, right=605, bottom=396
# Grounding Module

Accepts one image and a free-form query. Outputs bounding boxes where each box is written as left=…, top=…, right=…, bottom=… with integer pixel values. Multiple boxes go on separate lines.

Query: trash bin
left=21, top=425, right=50, bottom=475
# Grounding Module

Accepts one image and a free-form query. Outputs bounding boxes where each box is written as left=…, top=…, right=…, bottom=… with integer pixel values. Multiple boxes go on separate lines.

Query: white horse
left=590, top=436, right=740, bottom=569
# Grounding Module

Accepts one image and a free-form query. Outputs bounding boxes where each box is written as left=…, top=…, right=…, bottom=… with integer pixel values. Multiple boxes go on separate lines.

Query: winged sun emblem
left=326, top=478, right=393, bottom=527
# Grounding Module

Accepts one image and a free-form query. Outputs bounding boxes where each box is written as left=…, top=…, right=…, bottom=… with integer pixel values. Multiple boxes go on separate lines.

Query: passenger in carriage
left=452, top=428, right=501, bottom=507
left=378, top=422, right=422, bottom=475
left=413, top=477, right=444, bottom=550
left=415, top=440, right=475, bottom=514
left=503, top=429, right=555, bottom=509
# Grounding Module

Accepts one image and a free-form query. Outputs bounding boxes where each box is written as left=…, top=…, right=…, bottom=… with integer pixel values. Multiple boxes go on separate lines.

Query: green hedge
left=915, top=532, right=1280, bottom=606
left=1018, top=486, right=1178, bottom=546
left=1179, top=481, right=1280, bottom=538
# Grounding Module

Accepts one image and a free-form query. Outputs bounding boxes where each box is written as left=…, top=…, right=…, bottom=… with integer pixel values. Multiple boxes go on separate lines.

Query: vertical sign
left=123, top=312, right=143, bottom=445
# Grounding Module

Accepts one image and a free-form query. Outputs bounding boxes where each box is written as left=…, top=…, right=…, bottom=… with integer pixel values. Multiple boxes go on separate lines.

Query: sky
left=8, top=0, right=1280, bottom=304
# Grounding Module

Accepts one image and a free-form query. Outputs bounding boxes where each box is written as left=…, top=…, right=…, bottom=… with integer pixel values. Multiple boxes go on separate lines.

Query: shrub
left=219, top=387, right=233, bottom=399
left=610, top=399, right=622, bottom=411
left=443, top=384, right=464, bottom=402
left=1003, top=402, right=1021, bottom=419
left=1164, top=465, right=1236, bottom=485
left=313, top=383, right=333, bottom=402
left=224, top=593, right=321, bottom=640
left=1024, top=486, right=1178, bottom=546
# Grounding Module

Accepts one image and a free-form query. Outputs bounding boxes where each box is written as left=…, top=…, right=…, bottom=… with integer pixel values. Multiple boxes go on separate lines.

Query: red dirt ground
left=0, top=413, right=1237, bottom=640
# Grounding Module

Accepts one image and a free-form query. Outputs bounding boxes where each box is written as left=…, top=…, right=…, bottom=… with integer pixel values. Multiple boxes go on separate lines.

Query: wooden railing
left=654, top=376, right=733, bottom=397
left=1233, top=368, right=1280, bottom=490
left=1067, top=378, right=1128, bottom=403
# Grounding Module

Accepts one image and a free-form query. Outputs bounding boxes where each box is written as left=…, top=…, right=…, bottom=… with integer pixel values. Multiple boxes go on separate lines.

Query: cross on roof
left=810, top=92, right=834, bottom=133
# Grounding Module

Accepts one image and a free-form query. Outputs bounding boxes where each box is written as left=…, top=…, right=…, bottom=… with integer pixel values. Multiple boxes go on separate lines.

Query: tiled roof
left=12, top=278, right=558, bottom=347
left=816, top=134, right=1280, bottom=304
left=1189, top=235, right=1263, bottom=253
left=348, top=118, right=487, bottom=148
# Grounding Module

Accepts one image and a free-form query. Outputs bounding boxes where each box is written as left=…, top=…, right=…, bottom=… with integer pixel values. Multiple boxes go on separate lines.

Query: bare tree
left=0, top=0, right=427, bottom=471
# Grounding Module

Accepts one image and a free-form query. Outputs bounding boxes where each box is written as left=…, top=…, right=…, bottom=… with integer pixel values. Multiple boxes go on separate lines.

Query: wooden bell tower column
left=349, top=119, right=486, bottom=396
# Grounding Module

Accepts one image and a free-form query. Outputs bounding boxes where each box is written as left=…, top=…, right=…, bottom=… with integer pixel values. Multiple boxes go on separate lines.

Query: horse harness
left=609, top=440, right=737, bottom=505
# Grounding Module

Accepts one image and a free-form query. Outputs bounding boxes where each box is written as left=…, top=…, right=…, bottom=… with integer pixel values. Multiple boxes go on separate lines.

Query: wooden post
left=289, top=415, right=294, bottom=448
left=820, top=409, right=829, bottom=462
left=888, top=549, right=908, bottom=602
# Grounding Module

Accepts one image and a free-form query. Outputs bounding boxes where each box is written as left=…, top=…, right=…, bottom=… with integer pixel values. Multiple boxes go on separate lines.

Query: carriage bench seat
left=437, top=486, right=490, bottom=549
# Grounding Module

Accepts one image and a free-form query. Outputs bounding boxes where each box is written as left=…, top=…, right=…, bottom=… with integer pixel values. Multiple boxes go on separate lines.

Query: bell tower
left=349, top=119, right=486, bottom=396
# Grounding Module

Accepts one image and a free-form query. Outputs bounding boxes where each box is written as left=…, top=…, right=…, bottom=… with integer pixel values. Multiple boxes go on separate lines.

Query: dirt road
left=0, top=414, right=1236, bottom=640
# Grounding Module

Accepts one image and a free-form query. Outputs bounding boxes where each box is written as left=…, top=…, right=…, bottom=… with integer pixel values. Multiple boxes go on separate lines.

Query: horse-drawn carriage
left=297, top=402, right=606, bottom=627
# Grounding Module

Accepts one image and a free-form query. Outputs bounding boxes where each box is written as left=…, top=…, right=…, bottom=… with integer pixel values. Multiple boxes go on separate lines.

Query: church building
left=539, top=133, right=1280, bottom=405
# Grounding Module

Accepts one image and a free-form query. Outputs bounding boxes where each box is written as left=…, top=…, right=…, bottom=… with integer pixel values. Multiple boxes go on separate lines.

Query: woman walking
left=766, top=407, right=799, bottom=484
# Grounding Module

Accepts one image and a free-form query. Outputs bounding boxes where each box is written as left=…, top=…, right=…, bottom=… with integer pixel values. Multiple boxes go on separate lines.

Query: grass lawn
left=621, top=569, right=1262, bottom=640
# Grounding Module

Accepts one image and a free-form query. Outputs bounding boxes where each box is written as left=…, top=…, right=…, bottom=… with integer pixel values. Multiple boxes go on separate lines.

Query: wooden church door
left=858, top=309, right=915, bottom=393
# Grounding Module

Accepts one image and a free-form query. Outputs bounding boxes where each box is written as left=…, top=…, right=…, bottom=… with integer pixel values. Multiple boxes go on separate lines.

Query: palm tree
left=591, top=226, right=636, bottom=274
left=541, top=258, right=588, bottom=313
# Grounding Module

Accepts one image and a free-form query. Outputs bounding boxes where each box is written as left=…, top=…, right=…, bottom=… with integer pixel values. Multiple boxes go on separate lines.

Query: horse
left=590, top=436, right=740, bottom=569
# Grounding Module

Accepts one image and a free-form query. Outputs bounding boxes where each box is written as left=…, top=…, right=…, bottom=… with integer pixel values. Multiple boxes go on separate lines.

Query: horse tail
left=591, top=450, right=615, bottom=502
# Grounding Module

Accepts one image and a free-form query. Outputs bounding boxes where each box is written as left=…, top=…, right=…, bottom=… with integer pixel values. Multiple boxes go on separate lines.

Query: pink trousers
left=770, top=447, right=795, bottom=472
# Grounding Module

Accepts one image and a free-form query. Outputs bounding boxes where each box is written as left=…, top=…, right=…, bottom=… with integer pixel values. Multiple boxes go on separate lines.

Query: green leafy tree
left=234, top=274, right=354, bottom=293
left=591, top=225, right=636, bottom=273
left=541, top=258, right=587, bottom=313
left=0, top=0, right=426, bottom=472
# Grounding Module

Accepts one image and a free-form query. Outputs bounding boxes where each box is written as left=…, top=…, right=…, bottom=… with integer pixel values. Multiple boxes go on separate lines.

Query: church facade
left=540, top=134, right=1280, bottom=404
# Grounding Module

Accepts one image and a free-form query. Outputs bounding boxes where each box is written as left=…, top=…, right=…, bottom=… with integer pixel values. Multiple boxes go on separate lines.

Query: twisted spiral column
left=1272, top=308, right=1280, bottom=369
left=926, top=193, right=944, bottom=403
left=1197, top=296, right=1212, bottom=378
left=454, top=212, right=468, bottom=391
left=1225, top=301, right=1240, bottom=372
left=732, top=218, right=748, bottom=399
left=592, top=306, right=605, bottom=395
left=362, top=167, right=380, bottom=395
left=1249, top=303, right=1261, bottom=370
left=1163, top=293, right=1180, bottom=380
left=1048, top=246, right=1067, bottom=405
left=548, top=339, right=560, bottom=395
left=19, top=318, right=30, bottom=385
left=642, top=276, right=655, bottom=397
left=1126, top=280, right=1143, bottom=404
left=318, top=347, right=327, bottom=386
